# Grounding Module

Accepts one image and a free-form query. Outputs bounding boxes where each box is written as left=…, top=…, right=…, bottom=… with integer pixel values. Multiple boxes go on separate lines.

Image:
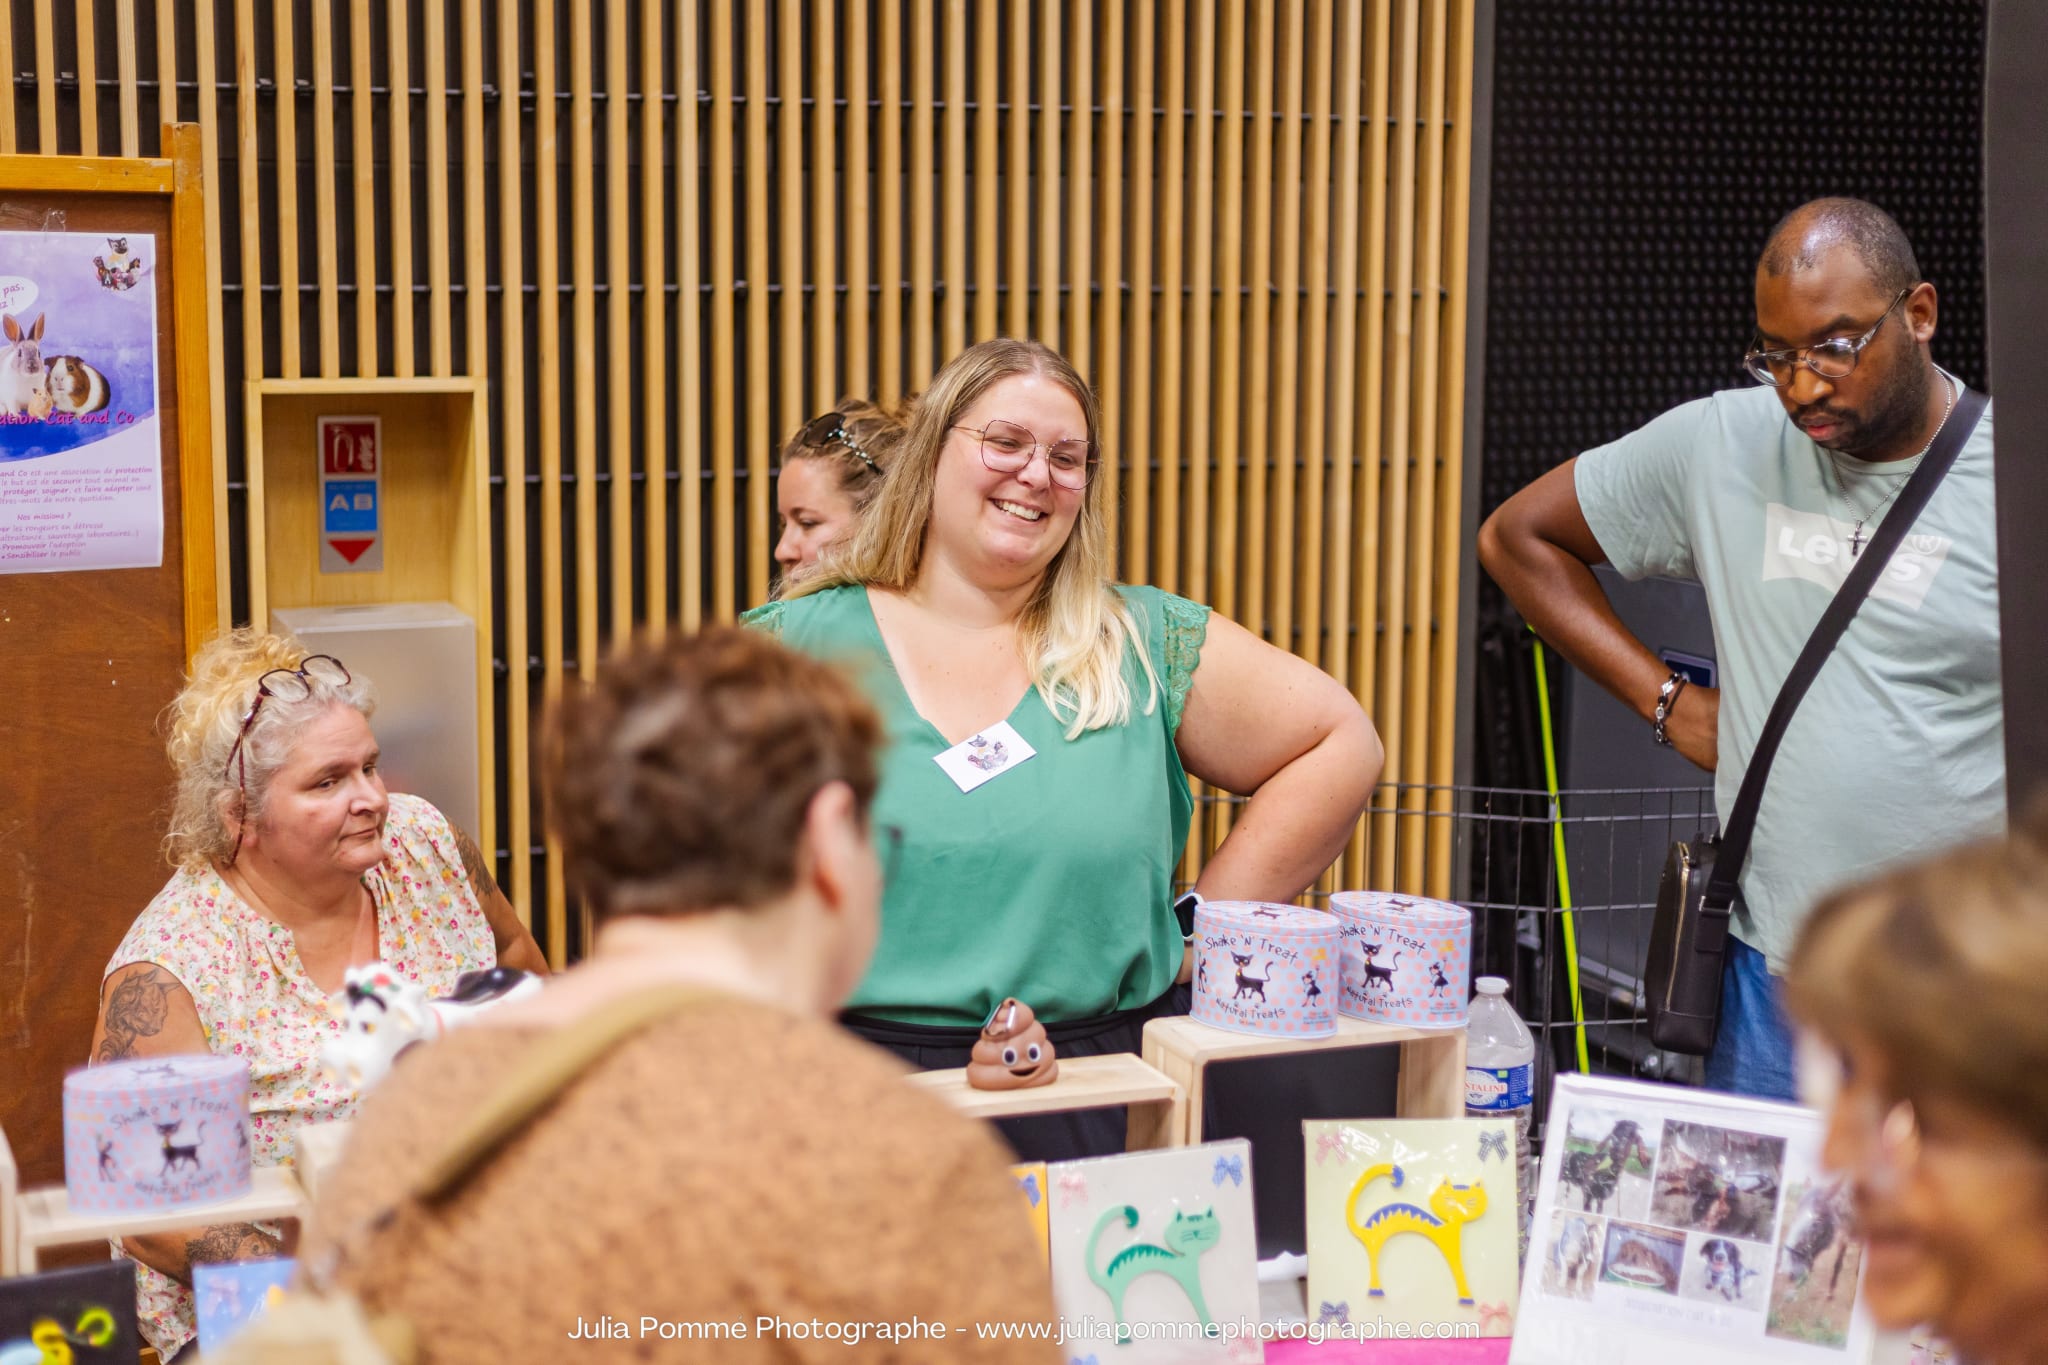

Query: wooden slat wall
left=7, top=0, right=1478, bottom=953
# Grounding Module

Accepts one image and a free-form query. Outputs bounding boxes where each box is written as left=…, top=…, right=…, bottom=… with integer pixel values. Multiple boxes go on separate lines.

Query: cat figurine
left=321, top=961, right=542, bottom=1092
left=1086, top=1205, right=1222, bottom=1337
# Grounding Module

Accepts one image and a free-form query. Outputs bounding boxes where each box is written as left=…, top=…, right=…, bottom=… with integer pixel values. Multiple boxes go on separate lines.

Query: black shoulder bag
left=1645, top=386, right=1987, bottom=1055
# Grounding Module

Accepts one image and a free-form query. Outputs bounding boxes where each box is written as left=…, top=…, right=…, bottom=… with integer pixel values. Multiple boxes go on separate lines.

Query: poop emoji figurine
left=967, top=997, right=1059, bottom=1090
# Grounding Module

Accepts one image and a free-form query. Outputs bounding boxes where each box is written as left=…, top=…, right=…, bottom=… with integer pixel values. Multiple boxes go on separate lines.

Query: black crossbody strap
left=1703, top=385, right=1987, bottom=908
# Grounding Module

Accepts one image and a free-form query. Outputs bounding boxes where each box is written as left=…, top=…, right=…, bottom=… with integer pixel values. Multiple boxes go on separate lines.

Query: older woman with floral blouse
left=90, top=627, right=545, bottom=1359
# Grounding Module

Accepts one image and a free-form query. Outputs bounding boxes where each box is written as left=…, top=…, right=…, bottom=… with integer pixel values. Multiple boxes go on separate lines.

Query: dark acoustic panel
left=1479, top=0, right=1987, bottom=521
left=1986, top=0, right=2048, bottom=807
left=1473, top=0, right=1988, bottom=800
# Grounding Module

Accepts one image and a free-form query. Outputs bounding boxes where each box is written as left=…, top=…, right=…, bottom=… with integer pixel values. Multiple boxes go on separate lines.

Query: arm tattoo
left=97, top=966, right=178, bottom=1063
left=185, top=1222, right=283, bottom=1268
left=451, top=824, right=501, bottom=900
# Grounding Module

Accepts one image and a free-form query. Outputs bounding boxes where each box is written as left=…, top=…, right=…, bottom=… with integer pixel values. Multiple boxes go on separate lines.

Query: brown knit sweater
left=299, top=996, right=1060, bottom=1363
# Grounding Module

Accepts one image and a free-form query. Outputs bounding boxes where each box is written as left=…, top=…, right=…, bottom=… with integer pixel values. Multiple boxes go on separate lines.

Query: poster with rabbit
left=1043, top=1140, right=1264, bottom=1363
left=1512, top=1073, right=1876, bottom=1365
left=1303, top=1118, right=1521, bottom=1340
left=0, top=228, right=162, bottom=573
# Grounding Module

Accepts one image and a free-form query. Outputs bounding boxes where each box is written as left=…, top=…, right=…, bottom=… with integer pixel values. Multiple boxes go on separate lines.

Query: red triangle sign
left=329, top=537, right=375, bottom=564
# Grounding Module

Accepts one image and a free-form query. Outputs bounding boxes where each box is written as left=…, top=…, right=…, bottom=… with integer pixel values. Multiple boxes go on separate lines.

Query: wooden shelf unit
left=904, top=1052, right=1184, bottom=1150
left=1141, top=1013, right=1468, bottom=1146
left=10, top=1166, right=308, bottom=1275
left=242, top=375, right=496, bottom=852
left=293, top=1121, right=353, bottom=1204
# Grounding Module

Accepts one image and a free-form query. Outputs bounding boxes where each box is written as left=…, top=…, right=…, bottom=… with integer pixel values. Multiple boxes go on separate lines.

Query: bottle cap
left=1474, top=976, right=1508, bottom=995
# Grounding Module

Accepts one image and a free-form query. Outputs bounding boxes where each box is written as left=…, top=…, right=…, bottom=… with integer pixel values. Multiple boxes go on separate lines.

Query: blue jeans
left=1703, top=936, right=1798, bottom=1101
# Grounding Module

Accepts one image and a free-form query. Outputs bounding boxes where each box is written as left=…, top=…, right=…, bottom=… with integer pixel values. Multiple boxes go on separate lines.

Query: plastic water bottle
left=1466, top=976, right=1536, bottom=1261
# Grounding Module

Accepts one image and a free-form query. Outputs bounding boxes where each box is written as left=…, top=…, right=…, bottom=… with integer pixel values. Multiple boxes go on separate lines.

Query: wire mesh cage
left=1192, top=781, right=1720, bottom=1141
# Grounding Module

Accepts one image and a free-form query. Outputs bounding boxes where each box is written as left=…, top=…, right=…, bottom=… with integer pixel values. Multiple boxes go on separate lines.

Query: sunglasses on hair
left=798, top=412, right=880, bottom=472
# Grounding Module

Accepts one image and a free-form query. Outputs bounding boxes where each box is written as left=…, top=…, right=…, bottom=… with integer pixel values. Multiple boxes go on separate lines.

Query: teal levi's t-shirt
left=1574, top=378, right=2004, bottom=972
left=745, top=582, right=1204, bottom=1025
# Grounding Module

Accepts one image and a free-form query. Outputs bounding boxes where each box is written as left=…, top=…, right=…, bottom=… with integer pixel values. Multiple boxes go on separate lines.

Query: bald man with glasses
left=1478, top=197, right=2002, bottom=1100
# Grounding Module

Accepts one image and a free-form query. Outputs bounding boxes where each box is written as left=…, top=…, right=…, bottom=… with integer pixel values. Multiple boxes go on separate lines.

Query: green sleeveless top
left=745, top=583, right=1208, bottom=1026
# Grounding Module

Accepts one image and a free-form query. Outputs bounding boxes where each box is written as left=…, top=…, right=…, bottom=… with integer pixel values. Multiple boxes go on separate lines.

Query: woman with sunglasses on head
left=748, top=337, right=1382, bottom=1159
left=88, top=628, right=546, bottom=1360
left=1786, top=823, right=2048, bottom=1365
left=774, top=396, right=913, bottom=584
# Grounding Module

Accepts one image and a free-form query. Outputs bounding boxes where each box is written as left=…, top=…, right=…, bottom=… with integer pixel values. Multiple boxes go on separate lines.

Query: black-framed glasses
left=221, top=654, right=351, bottom=864
left=797, top=412, right=880, bottom=472
left=951, top=419, right=1097, bottom=491
left=1745, top=287, right=1912, bottom=387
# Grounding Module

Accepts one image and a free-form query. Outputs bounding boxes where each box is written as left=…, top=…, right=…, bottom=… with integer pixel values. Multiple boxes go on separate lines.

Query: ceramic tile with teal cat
left=1044, top=1139, right=1264, bottom=1364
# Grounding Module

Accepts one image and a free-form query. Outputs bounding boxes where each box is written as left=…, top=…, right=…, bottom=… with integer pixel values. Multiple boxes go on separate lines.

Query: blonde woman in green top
left=749, top=338, right=1382, bottom=1159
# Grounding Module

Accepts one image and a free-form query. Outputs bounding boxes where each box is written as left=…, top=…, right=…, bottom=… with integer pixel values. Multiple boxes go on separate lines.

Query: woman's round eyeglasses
left=221, top=654, right=352, bottom=865
left=952, top=419, right=1097, bottom=491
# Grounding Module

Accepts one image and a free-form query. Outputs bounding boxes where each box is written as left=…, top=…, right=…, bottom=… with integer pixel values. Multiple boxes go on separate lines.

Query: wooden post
left=605, top=0, right=632, bottom=647
left=571, top=0, right=598, bottom=665
left=389, top=0, right=415, bottom=375
left=350, top=0, right=377, bottom=373
left=744, top=5, right=770, bottom=605
left=677, top=0, right=705, bottom=631
left=497, top=0, right=533, bottom=915
left=643, top=0, right=669, bottom=633
left=535, top=0, right=568, bottom=955
left=274, top=0, right=301, bottom=376
left=424, top=0, right=452, bottom=374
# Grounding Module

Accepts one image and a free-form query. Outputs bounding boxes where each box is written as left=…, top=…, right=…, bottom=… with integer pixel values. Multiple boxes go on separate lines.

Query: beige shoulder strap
left=409, top=984, right=715, bottom=1204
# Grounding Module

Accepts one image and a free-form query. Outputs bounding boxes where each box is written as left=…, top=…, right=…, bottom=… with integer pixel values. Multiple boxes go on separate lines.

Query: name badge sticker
left=933, top=720, right=1037, bottom=793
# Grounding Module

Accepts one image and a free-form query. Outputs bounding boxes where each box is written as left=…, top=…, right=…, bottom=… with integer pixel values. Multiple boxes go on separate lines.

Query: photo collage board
left=1512, top=1073, right=1876, bottom=1365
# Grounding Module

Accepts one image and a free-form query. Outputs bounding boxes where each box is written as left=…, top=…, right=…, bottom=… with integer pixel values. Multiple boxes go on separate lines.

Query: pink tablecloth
left=1265, top=1339, right=1512, bottom=1364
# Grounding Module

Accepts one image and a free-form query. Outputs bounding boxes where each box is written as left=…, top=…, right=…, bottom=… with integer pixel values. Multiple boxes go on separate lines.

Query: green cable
left=1531, top=634, right=1592, bottom=1073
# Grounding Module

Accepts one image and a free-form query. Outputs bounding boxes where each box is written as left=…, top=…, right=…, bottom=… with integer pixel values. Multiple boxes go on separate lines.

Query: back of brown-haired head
left=544, top=627, right=881, bottom=923
left=1787, top=808, right=2048, bottom=1152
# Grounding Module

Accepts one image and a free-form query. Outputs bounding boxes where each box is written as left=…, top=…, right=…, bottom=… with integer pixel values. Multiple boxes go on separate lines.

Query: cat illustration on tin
left=1360, top=942, right=1402, bottom=992
left=1229, top=953, right=1272, bottom=1004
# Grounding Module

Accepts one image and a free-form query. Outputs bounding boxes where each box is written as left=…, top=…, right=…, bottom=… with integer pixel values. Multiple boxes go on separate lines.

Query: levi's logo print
left=1760, top=502, right=1951, bottom=609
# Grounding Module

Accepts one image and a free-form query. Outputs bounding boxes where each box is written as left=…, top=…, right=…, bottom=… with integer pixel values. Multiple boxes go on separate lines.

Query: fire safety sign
left=318, top=415, right=383, bottom=572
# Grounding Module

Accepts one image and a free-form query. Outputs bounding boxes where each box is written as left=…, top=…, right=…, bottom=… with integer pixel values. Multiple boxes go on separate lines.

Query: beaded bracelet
left=1652, top=671, right=1690, bottom=747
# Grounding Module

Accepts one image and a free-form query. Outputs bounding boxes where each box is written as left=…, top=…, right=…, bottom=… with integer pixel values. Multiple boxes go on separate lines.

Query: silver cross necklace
left=1825, top=372, right=1957, bottom=558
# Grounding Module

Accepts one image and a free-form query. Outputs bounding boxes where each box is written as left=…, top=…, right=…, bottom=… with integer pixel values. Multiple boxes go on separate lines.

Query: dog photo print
left=1539, top=1209, right=1603, bottom=1303
left=1555, top=1107, right=1659, bottom=1221
left=1512, top=1074, right=1876, bottom=1365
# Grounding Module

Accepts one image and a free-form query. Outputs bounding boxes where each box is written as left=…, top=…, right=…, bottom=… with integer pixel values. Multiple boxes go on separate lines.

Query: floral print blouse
left=101, top=792, right=497, bottom=1359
